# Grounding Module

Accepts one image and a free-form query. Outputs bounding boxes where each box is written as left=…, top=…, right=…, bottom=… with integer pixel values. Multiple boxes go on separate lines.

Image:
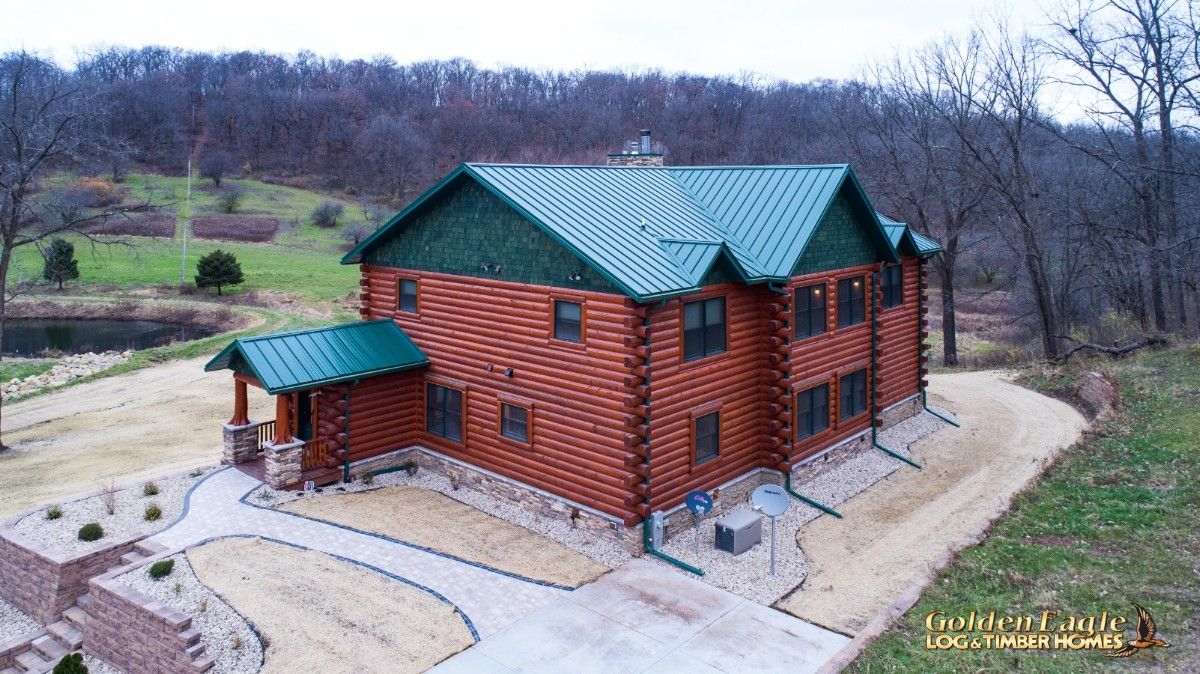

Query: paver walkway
left=148, top=467, right=565, bottom=639
left=431, top=559, right=849, bottom=673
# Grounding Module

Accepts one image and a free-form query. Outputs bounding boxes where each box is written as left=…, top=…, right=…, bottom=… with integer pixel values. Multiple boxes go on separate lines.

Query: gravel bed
left=83, top=655, right=124, bottom=674
left=14, top=468, right=217, bottom=556
left=653, top=411, right=950, bottom=604
left=253, top=468, right=634, bottom=569
left=119, top=553, right=261, bottom=674
left=0, top=595, right=38, bottom=644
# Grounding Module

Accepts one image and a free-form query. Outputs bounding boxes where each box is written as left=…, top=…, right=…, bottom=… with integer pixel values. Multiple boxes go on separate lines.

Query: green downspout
left=871, top=270, right=922, bottom=469
left=341, top=388, right=352, bottom=483
left=638, top=301, right=703, bottom=576
left=769, top=283, right=843, bottom=518
left=916, top=258, right=960, bottom=427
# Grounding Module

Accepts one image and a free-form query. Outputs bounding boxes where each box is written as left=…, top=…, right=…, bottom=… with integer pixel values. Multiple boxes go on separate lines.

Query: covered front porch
left=205, top=320, right=429, bottom=488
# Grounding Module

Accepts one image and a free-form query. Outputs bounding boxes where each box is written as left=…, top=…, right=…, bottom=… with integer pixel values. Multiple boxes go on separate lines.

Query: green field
left=850, top=347, right=1199, bottom=672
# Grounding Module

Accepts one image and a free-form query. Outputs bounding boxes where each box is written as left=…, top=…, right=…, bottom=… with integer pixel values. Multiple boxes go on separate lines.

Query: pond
left=3, top=318, right=215, bottom=357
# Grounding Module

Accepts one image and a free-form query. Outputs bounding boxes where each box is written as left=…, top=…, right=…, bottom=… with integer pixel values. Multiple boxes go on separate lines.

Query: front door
left=296, top=392, right=313, bottom=441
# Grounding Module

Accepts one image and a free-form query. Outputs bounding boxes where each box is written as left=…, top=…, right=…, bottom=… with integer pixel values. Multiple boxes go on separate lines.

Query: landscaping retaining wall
left=85, top=570, right=213, bottom=673
left=0, top=628, right=45, bottom=671
left=0, top=524, right=141, bottom=623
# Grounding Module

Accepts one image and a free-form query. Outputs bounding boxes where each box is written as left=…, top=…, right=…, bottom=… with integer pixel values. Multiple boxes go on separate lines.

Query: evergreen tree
left=42, top=237, right=79, bottom=290
left=53, top=653, right=88, bottom=674
left=195, top=249, right=244, bottom=295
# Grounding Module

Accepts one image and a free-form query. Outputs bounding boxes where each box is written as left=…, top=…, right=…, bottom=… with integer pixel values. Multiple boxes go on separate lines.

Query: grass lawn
left=849, top=347, right=1199, bottom=672
left=0, top=358, right=55, bottom=382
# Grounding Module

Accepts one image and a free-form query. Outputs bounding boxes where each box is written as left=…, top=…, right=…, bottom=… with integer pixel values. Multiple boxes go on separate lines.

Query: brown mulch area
left=191, top=216, right=279, bottom=242
left=87, top=215, right=176, bottom=238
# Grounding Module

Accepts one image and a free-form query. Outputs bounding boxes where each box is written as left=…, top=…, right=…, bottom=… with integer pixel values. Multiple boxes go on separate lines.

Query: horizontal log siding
left=646, top=284, right=772, bottom=510
left=787, top=263, right=877, bottom=462
left=361, top=265, right=641, bottom=520
left=347, top=372, right=421, bottom=460
left=876, top=256, right=922, bottom=407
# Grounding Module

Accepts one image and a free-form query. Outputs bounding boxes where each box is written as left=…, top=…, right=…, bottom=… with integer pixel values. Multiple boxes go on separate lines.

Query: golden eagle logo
left=1106, top=603, right=1170, bottom=657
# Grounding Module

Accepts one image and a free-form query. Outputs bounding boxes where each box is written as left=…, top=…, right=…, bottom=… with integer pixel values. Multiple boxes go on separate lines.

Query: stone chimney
left=607, top=129, right=664, bottom=167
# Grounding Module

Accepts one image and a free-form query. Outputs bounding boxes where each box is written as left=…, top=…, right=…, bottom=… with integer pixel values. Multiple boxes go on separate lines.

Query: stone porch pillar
left=263, top=438, right=304, bottom=489
left=222, top=421, right=261, bottom=465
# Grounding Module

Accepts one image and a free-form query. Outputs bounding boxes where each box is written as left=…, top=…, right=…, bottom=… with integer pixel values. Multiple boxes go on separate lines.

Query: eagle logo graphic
left=1106, top=603, right=1170, bottom=657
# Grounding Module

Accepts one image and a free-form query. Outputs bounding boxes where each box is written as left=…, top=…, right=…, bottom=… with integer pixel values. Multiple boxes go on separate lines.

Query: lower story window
left=840, top=369, right=867, bottom=420
left=500, top=402, right=529, bottom=443
left=694, top=411, right=720, bottom=465
left=426, top=383, right=463, bottom=442
left=796, top=383, right=830, bottom=440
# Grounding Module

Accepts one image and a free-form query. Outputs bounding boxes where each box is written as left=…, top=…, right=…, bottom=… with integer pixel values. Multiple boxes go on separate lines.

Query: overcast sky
left=7, top=0, right=1050, bottom=84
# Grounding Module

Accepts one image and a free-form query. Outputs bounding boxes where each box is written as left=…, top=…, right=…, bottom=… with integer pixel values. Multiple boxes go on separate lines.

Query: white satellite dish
left=751, top=484, right=790, bottom=518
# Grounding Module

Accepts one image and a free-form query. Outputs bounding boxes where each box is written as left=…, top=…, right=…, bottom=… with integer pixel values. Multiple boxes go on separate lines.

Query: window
left=881, top=265, right=903, bottom=308
left=794, top=284, right=827, bottom=339
left=795, top=383, right=830, bottom=440
left=500, top=403, right=529, bottom=443
left=397, top=278, right=418, bottom=313
left=425, top=383, right=463, bottom=442
left=840, top=369, right=868, bottom=420
left=553, top=300, right=582, bottom=343
left=693, top=411, right=720, bottom=465
left=837, top=277, right=866, bottom=328
left=683, top=297, right=726, bottom=361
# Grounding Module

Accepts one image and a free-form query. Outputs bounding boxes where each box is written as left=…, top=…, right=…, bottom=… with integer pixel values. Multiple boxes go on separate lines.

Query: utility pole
left=179, top=105, right=195, bottom=292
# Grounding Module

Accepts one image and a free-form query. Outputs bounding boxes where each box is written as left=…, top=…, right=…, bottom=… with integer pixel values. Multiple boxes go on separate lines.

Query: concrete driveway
left=430, top=558, right=848, bottom=673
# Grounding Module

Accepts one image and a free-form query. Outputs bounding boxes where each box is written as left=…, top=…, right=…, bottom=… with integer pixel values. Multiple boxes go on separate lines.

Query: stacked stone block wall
left=85, top=571, right=213, bottom=673
left=222, top=421, right=262, bottom=465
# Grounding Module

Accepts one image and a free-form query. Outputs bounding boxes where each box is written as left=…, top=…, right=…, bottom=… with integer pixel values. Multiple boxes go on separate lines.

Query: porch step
left=46, top=621, right=83, bottom=650
left=193, top=655, right=215, bottom=672
left=62, top=606, right=88, bottom=631
left=119, top=551, right=146, bottom=566
left=13, top=650, right=51, bottom=673
left=29, top=636, right=66, bottom=663
left=304, top=467, right=342, bottom=487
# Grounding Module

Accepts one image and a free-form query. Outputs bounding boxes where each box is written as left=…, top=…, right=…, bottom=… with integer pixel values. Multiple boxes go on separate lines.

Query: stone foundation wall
left=352, top=447, right=644, bottom=554
left=85, top=571, right=212, bottom=673
left=0, top=524, right=141, bottom=623
left=790, top=393, right=922, bottom=485
left=222, top=421, right=262, bottom=465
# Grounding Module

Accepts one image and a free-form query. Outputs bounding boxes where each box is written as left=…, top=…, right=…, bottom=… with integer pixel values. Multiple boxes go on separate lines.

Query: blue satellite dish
left=685, top=490, right=713, bottom=516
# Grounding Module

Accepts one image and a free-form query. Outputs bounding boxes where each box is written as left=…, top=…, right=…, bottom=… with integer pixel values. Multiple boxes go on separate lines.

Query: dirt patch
left=7, top=298, right=249, bottom=333
left=0, top=356, right=275, bottom=519
left=192, top=216, right=279, bottom=243
left=187, top=538, right=474, bottom=674
left=86, top=215, right=176, bottom=238
left=280, top=486, right=608, bottom=588
left=775, top=370, right=1086, bottom=634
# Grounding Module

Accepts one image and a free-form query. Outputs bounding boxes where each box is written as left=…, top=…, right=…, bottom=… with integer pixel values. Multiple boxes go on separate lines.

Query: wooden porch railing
left=301, top=438, right=332, bottom=471
left=257, top=420, right=276, bottom=449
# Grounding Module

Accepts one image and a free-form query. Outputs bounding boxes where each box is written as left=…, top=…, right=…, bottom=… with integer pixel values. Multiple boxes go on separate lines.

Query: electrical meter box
left=714, top=508, right=762, bottom=555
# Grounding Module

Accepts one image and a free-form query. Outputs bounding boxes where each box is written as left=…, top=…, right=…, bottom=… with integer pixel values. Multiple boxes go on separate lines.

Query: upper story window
left=553, top=299, right=582, bottom=343
left=837, top=276, right=866, bottom=328
left=794, top=283, right=827, bottom=339
left=426, top=383, right=463, bottom=443
left=840, top=369, right=868, bottom=420
left=683, top=297, right=726, bottom=361
left=397, top=278, right=418, bottom=313
left=796, top=383, right=830, bottom=440
left=693, top=411, right=720, bottom=465
left=881, top=264, right=903, bottom=308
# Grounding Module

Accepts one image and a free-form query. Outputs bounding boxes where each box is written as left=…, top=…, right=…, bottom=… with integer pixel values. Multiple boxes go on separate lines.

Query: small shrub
left=199, top=599, right=208, bottom=613
left=148, top=559, right=175, bottom=580
left=359, top=471, right=375, bottom=486
left=194, top=249, right=245, bottom=296
left=256, top=490, right=274, bottom=501
left=232, top=635, right=243, bottom=650
left=143, top=481, right=160, bottom=496
left=216, top=185, right=245, bottom=214
left=77, top=523, right=104, bottom=542
left=341, top=222, right=372, bottom=251
left=52, top=652, right=87, bottom=674
left=189, top=469, right=204, bottom=478
left=173, top=581, right=182, bottom=594
left=45, top=505, right=63, bottom=520
left=144, top=503, right=162, bottom=522
left=98, top=479, right=118, bottom=515
left=311, top=201, right=344, bottom=228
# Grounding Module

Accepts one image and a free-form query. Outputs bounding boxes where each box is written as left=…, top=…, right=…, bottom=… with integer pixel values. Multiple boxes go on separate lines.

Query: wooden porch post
left=272, top=393, right=293, bottom=444
left=229, top=378, right=250, bottom=426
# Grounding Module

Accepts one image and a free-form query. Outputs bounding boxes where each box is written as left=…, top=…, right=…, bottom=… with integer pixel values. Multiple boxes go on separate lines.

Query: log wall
left=359, top=265, right=643, bottom=522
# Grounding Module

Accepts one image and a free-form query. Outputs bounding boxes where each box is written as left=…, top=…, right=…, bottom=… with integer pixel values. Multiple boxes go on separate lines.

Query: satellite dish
left=685, top=490, right=713, bottom=517
left=751, top=484, right=790, bottom=518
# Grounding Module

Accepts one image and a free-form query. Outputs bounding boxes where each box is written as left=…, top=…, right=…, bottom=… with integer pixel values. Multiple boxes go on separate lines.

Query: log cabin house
left=207, top=144, right=941, bottom=548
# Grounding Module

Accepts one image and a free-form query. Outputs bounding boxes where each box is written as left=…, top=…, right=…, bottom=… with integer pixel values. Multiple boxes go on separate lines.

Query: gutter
left=916, top=258, right=960, bottom=427
left=637, top=300, right=703, bottom=576
left=870, top=269, right=922, bottom=469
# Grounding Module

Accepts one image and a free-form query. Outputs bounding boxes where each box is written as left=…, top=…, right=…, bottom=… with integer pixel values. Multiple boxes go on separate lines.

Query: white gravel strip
left=253, top=469, right=634, bottom=569
left=652, top=411, right=950, bottom=605
left=14, top=468, right=218, bottom=556
left=83, top=654, right=124, bottom=674
left=0, top=595, right=39, bottom=645
left=119, top=553, right=261, bottom=674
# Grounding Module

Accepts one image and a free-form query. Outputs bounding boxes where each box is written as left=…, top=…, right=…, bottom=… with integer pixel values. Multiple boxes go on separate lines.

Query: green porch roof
left=343, top=163, right=943, bottom=300
left=204, top=320, right=428, bottom=394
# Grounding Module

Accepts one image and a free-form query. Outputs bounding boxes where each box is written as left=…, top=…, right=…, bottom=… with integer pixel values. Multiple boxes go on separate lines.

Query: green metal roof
left=344, top=163, right=941, bottom=300
left=879, top=214, right=944, bottom=257
left=204, top=320, right=428, bottom=394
